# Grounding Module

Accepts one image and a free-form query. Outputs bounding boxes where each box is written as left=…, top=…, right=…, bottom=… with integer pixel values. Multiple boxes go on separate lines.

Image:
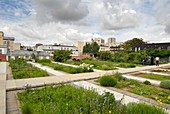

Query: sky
left=0, top=0, right=170, bottom=46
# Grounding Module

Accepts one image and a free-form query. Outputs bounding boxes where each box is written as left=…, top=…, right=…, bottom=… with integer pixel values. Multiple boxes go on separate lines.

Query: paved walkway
left=73, top=81, right=139, bottom=105
left=0, top=62, right=7, bottom=114
left=6, top=62, right=170, bottom=91
left=140, top=70, right=170, bottom=76
left=122, top=74, right=160, bottom=86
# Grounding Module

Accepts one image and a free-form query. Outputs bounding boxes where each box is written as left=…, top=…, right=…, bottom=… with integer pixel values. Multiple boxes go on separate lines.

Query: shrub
left=117, top=63, right=136, bottom=68
left=143, top=80, right=151, bottom=85
left=99, top=76, right=117, bottom=87
left=125, top=102, right=166, bottom=114
left=160, top=80, right=170, bottom=89
left=114, top=72, right=123, bottom=81
left=37, top=59, right=51, bottom=63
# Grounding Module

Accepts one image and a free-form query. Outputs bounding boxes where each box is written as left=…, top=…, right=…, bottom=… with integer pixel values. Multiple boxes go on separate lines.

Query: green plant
left=53, top=50, right=72, bottom=62
left=160, top=80, right=170, bottom=89
left=125, top=103, right=166, bottom=114
left=22, top=104, right=33, bottom=114
left=117, top=63, right=136, bottom=68
left=143, top=80, right=151, bottom=85
left=9, top=59, right=49, bottom=79
left=99, top=76, right=117, bottom=87
left=114, top=72, right=123, bottom=81
left=37, top=59, right=51, bottom=63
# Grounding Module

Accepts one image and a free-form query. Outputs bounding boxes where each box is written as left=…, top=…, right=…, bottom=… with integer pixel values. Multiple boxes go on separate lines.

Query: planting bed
left=131, top=73, right=170, bottom=81
left=18, top=84, right=166, bottom=114
left=9, top=59, right=49, bottom=79
left=151, top=69, right=170, bottom=74
left=38, top=62, right=93, bottom=74
left=66, top=59, right=136, bottom=70
left=97, top=74, right=170, bottom=105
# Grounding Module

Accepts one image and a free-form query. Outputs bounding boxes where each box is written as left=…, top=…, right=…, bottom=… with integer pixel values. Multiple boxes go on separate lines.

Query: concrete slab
left=122, top=74, right=160, bottom=86
left=140, top=71, right=170, bottom=76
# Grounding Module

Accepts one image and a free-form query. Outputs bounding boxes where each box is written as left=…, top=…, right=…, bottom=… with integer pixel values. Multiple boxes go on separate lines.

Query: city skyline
left=0, top=0, right=170, bottom=46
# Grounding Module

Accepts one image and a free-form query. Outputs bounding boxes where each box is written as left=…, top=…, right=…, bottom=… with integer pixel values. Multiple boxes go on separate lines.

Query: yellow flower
left=109, top=110, right=112, bottom=113
left=66, top=103, right=68, bottom=106
left=168, top=96, right=170, bottom=100
left=159, top=102, right=163, bottom=105
left=155, top=97, right=158, bottom=100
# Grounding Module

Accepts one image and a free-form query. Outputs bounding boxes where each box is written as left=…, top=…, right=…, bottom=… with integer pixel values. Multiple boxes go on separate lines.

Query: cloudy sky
left=0, top=0, right=170, bottom=46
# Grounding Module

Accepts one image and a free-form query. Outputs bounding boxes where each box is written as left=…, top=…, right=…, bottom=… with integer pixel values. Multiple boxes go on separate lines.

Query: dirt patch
left=151, top=69, right=170, bottom=74
left=131, top=73, right=146, bottom=77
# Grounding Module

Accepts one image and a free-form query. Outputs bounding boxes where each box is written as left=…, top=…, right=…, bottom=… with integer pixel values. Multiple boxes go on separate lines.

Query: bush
left=125, top=102, right=166, bottom=114
left=114, top=72, right=123, bottom=81
left=37, top=59, right=51, bottom=63
left=143, top=80, right=151, bottom=85
left=117, top=63, right=136, bottom=68
left=160, top=80, right=170, bottom=89
left=99, top=76, right=117, bottom=87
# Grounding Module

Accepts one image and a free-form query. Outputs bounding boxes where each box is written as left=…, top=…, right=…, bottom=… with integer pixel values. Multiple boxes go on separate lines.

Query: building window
left=167, top=46, right=170, bottom=50
left=0, top=49, right=2, bottom=54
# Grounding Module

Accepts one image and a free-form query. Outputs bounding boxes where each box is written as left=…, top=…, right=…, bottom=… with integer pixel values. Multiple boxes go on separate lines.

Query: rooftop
left=3, top=37, right=15, bottom=40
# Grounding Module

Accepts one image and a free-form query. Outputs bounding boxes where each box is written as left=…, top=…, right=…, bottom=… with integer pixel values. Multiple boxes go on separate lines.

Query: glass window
left=0, top=49, right=2, bottom=54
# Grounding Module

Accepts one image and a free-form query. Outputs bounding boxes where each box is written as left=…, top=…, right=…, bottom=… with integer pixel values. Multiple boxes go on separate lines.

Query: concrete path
left=140, top=71, right=170, bottom=76
left=122, top=74, right=160, bottom=86
left=53, top=61, right=103, bottom=72
left=6, top=71, right=107, bottom=91
left=73, top=81, right=139, bottom=105
left=28, top=62, right=68, bottom=76
left=0, top=62, right=7, bottom=114
left=6, top=63, right=170, bottom=91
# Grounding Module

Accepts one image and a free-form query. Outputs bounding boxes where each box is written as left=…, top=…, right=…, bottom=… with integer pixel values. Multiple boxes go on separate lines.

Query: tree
left=97, top=51, right=113, bottom=61
left=53, top=50, right=72, bottom=62
left=83, top=42, right=99, bottom=56
left=121, top=38, right=147, bottom=50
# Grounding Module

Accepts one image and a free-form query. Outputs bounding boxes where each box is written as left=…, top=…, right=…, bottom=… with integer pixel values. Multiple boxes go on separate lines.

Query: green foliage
left=140, top=73, right=170, bottom=81
left=53, top=50, right=72, bottom=62
left=22, top=104, right=33, bottom=114
left=37, top=59, right=51, bottom=63
left=112, top=51, right=147, bottom=64
left=125, top=103, right=166, bottom=114
left=9, top=59, right=48, bottom=79
left=83, top=42, right=99, bottom=56
left=143, top=80, right=151, bottom=85
left=115, top=79, right=141, bottom=89
left=121, top=38, right=146, bottom=50
left=18, top=85, right=167, bottom=114
left=97, top=51, right=113, bottom=61
left=146, top=49, right=170, bottom=57
left=160, top=80, right=170, bottom=89
left=114, top=72, right=123, bottom=81
left=40, top=62, right=93, bottom=74
left=18, top=85, right=126, bottom=114
left=117, top=63, right=136, bottom=68
left=99, top=76, right=117, bottom=87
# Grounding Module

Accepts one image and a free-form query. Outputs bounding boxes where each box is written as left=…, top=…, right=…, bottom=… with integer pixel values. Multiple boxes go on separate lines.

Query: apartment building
left=36, top=44, right=79, bottom=57
left=94, top=38, right=105, bottom=46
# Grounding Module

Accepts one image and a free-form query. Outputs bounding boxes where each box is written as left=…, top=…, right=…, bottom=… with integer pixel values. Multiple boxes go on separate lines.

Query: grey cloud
left=165, top=17, right=170, bottom=34
left=101, top=0, right=139, bottom=30
left=34, top=0, right=89, bottom=22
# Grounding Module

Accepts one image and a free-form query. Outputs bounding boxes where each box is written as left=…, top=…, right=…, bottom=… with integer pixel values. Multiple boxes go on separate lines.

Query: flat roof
left=3, top=37, right=15, bottom=40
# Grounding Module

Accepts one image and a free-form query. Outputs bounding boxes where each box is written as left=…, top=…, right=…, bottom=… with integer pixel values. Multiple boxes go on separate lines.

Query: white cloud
left=101, top=0, right=139, bottom=30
